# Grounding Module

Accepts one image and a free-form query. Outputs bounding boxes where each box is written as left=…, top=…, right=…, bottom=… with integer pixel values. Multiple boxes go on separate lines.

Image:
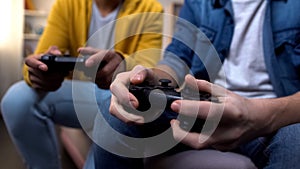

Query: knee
left=1, top=81, right=36, bottom=126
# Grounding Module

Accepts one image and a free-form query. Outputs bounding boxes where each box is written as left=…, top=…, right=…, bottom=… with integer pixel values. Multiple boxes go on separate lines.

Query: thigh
left=264, top=123, right=300, bottom=169
left=239, top=123, right=300, bottom=169
left=145, top=149, right=257, bottom=169
left=92, top=107, right=180, bottom=158
left=40, top=80, right=107, bottom=130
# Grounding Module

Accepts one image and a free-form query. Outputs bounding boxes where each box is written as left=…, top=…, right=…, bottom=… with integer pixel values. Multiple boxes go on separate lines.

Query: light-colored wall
left=0, top=0, right=23, bottom=99
left=0, top=0, right=55, bottom=99
left=158, top=0, right=184, bottom=49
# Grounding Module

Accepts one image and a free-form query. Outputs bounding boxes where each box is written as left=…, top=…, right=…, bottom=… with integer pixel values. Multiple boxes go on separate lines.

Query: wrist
left=247, top=98, right=278, bottom=136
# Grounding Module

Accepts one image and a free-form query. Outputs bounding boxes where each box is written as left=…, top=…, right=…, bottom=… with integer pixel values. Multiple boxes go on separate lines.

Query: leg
left=240, top=123, right=300, bottom=169
left=92, top=96, right=144, bottom=169
left=1, top=80, right=101, bottom=169
left=92, top=99, right=183, bottom=169
left=145, top=150, right=257, bottom=169
left=92, top=102, right=257, bottom=169
left=264, top=124, right=300, bottom=169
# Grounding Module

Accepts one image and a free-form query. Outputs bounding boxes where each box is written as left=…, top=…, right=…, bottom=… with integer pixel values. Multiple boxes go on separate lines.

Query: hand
left=109, top=65, right=158, bottom=124
left=78, top=47, right=125, bottom=89
left=170, top=75, right=276, bottom=151
left=25, top=46, right=67, bottom=91
left=109, top=64, right=183, bottom=124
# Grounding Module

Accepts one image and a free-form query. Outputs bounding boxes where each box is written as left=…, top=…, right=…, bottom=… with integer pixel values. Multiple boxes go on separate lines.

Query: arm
left=159, top=1, right=204, bottom=84
left=23, top=0, right=76, bottom=86
left=170, top=75, right=300, bottom=151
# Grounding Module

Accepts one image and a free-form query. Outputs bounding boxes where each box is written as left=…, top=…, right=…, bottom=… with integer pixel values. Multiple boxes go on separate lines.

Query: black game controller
left=39, top=54, right=86, bottom=72
left=129, top=79, right=218, bottom=132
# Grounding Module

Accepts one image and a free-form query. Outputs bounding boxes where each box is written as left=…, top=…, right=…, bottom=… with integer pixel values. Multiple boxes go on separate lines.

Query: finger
left=29, top=71, right=64, bottom=90
left=183, top=74, right=199, bottom=91
left=46, top=46, right=62, bottom=55
left=171, top=119, right=211, bottom=149
left=28, top=67, right=66, bottom=80
left=171, top=99, right=226, bottom=132
left=29, top=74, right=45, bottom=89
left=171, top=99, right=212, bottom=119
left=85, top=50, right=108, bottom=67
left=97, top=56, right=120, bottom=78
left=110, top=95, right=144, bottom=124
left=30, top=74, right=62, bottom=91
left=110, top=72, right=138, bottom=105
left=25, top=55, right=48, bottom=71
left=129, top=65, right=151, bottom=84
left=96, top=64, right=115, bottom=80
left=95, top=71, right=114, bottom=89
left=195, top=79, right=227, bottom=97
left=28, top=66, right=53, bottom=78
left=78, top=46, right=99, bottom=55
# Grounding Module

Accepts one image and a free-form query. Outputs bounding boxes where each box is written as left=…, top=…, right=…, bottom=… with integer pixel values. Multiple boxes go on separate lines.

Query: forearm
left=251, top=92, right=300, bottom=134
left=272, top=92, right=300, bottom=129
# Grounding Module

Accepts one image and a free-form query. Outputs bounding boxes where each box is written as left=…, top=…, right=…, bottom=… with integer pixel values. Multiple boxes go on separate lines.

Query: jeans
left=93, top=98, right=180, bottom=169
left=0, top=80, right=111, bottom=169
left=93, top=96, right=300, bottom=169
left=239, top=123, right=300, bottom=169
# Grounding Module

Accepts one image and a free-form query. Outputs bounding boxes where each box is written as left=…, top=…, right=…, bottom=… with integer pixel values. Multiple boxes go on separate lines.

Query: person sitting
left=94, top=0, right=300, bottom=168
left=0, top=0, right=163, bottom=168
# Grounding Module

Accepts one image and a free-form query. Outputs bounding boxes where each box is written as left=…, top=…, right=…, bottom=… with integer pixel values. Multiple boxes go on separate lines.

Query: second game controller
left=39, top=54, right=86, bottom=72
left=129, top=79, right=218, bottom=132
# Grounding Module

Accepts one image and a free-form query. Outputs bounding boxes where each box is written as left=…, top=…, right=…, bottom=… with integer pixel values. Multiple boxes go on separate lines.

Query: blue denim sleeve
left=158, top=0, right=207, bottom=84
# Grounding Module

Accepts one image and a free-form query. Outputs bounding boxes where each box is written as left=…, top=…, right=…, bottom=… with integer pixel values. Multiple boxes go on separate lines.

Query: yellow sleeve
left=23, top=0, right=70, bottom=85
left=23, top=0, right=91, bottom=85
left=115, top=0, right=164, bottom=71
left=125, top=13, right=163, bottom=70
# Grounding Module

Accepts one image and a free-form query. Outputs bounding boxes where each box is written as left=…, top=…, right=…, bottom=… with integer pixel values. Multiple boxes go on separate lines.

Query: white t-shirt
left=214, top=0, right=276, bottom=98
left=86, top=1, right=121, bottom=49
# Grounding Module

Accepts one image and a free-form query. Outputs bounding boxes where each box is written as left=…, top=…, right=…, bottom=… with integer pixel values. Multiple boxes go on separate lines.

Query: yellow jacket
left=23, top=0, right=163, bottom=85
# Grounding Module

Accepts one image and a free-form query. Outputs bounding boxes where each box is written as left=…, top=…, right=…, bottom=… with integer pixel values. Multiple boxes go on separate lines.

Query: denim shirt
left=160, top=0, right=300, bottom=97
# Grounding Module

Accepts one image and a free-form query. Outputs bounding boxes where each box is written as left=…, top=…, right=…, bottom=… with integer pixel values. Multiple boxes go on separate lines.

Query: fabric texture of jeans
left=0, top=80, right=110, bottom=169
left=93, top=96, right=300, bottom=169
left=93, top=99, right=179, bottom=169
left=239, top=124, right=300, bottom=169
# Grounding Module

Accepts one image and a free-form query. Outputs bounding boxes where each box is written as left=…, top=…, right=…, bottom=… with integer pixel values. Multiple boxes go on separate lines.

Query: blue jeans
left=93, top=98, right=180, bottom=169
left=239, top=123, right=300, bottom=169
left=93, top=98, right=300, bottom=169
left=0, top=80, right=111, bottom=169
